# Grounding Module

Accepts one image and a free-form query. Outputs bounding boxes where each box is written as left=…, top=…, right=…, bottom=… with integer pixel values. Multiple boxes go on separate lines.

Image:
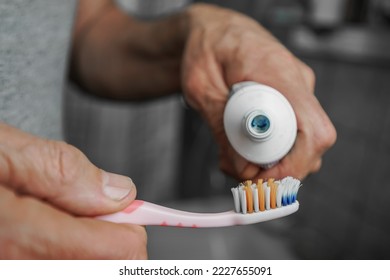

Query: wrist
left=70, top=2, right=190, bottom=99
left=139, top=12, right=189, bottom=58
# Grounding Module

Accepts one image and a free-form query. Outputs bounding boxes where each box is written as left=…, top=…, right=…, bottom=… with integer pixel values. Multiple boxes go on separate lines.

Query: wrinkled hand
left=182, top=4, right=337, bottom=181
left=0, top=123, right=147, bottom=259
left=70, top=0, right=336, bottom=181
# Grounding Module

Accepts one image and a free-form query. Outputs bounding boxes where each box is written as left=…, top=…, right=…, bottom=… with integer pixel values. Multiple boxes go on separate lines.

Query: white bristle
left=287, top=183, right=293, bottom=199
left=265, top=186, right=271, bottom=210
left=252, top=185, right=259, bottom=212
left=231, top=187, right=240, bottom=213
left=292, top=180, right=301, bottom=195
left=239, top=187, right=247, bottom=214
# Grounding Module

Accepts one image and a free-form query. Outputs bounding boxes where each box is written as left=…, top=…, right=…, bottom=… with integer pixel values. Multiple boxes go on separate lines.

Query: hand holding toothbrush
left=0, top=123, right=146, bottom=259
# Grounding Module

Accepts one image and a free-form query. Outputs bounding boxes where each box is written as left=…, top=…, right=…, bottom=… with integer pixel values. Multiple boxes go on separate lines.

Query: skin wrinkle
left=20, top=141, right=55, bottom=199
left=0, top=147, right=14, bottom=188
left=0, top=146, right=36, bottom=196
left=57, top=148, right=67, bottom=188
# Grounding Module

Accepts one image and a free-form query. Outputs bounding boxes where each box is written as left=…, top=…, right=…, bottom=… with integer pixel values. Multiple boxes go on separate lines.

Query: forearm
left=70, top=0, right=188, bottom=99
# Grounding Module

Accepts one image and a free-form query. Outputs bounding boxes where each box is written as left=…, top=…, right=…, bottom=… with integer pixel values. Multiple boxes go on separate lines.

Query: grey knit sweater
left=0, top=0, right=76, bottom=140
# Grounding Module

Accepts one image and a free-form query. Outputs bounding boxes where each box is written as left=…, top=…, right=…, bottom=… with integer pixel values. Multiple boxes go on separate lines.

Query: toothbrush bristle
left=231, top=176, right=301, bottom=214
left=244, top=180, right=254, bottom=213
left=257, top=179, right=265, bottom=211
left=269, top=179, right=276, bottom=209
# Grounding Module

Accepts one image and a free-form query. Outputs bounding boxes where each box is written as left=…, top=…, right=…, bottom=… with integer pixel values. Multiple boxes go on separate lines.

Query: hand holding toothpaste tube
left=72, top=1, right=336, bottom=181
left=182, top=5, right=337, bottom=180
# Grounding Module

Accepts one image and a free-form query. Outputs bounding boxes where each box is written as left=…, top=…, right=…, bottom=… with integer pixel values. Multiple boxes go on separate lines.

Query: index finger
left=0, top=185, right=147, bottom=259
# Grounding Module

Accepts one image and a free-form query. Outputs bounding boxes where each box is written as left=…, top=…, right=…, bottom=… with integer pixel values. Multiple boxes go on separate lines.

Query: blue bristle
left=282, top=196, right=287, bottom=206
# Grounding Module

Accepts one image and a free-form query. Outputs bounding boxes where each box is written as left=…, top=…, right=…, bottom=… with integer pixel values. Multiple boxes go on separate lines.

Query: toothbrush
left=97, top=176, right=301, bottom=228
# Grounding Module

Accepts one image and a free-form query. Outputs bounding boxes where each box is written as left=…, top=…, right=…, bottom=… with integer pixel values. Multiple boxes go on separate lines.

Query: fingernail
left=102, top=171, right=134, bottom=201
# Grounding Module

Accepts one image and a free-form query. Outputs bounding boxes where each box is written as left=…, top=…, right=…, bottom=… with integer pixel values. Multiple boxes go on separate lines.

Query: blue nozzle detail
left=250, top=115, right=270, bottom=134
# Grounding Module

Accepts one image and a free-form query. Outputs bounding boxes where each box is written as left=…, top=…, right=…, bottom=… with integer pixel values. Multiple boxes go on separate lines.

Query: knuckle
left=260, top=48, right=307, bottom=84
left=312, top=159, right=322, bottom=173
left=44, top=140, right=84, bottom=187
left=182, top=68, right=204, bottom=109
left=263, top=48, right=297, bottom=68
left=301, top=63, right=316, bottom=88
left=317, top=122, right=337, bottom=151
left=183, top=68, right=200, bottom=94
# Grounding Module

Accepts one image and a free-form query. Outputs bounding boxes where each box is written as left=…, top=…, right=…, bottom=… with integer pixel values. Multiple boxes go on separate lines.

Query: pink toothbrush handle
left=96, top=200, right=299, bottom=228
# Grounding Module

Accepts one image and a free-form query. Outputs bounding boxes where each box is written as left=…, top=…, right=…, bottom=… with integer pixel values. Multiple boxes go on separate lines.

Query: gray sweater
left=0, top=0, right=76, bottom=140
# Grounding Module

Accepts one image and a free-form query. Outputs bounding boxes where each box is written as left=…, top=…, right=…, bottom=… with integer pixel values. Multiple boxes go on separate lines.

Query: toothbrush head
left=231, top=176, right=301, bottom=214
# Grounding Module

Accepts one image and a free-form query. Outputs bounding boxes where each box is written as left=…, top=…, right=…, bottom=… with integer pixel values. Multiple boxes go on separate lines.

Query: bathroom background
left=64, top=0, right=390, bottom=259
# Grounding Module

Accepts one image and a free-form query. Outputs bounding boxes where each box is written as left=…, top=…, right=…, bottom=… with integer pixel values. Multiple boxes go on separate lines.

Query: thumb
left=0, top=124, right=135, bottom=216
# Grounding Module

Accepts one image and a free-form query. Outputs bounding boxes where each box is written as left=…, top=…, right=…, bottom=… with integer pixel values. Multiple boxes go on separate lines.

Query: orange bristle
left=270, top=183, right=276, bottom=209
left=268, top=178, right=276, bottom=209
left=257, top=179, right=265, bottom=211
left=267, top=178, right=275, bottom=185
left=245, top=180, right=254, bottom=213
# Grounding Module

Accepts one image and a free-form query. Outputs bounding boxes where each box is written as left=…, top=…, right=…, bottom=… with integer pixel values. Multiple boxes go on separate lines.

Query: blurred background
left=64, top=0, right=390, bottom=259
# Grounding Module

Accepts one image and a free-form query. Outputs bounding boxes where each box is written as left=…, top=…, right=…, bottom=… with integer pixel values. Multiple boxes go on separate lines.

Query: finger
left=0, top=123, right=136, bottom=216
left=256, top=130, right=324, bottom=180
left=226, top=150, right=261, bottom=180
left=0, top=185, right=147, bottom=259
left=311, top=158, right=322, bottom=174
